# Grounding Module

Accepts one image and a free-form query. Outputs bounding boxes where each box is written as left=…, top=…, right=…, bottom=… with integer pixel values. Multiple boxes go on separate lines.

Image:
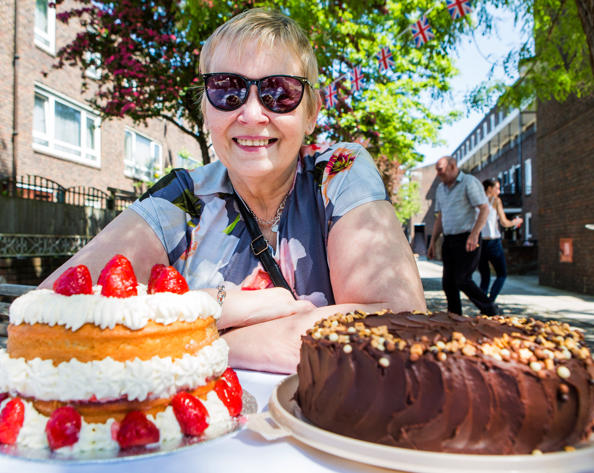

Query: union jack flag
left=410, top=16, right=435, bottom=48
left=446, top=0, right=472, bottom=20
left=325, top=82, right=338, bottom=108
left=349, top=66, right=364, bottom=92
left=376, top=47, right=394, bottom=73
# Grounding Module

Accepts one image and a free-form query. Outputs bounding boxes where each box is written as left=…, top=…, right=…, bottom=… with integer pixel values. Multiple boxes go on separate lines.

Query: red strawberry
left=116, top=411, right=159, bottom=449
left=214, top=378, right=242, bottom=417
left=220, top=368, right=243, bottom=397
left=0, top=398, right=25, bottom=445
left=147, top=264, right=189, bottom=294
left=45, top=406, right=81, bottom=450
left=98, top=254, right=138, bottom=298
left=171, top=392, right=209, bottom=436
left=53, top=265, right=93, bottom=296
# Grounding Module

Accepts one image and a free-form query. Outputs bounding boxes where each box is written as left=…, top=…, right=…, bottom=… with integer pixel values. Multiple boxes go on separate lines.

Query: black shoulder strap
left=233, top=192, right=297, bottom=299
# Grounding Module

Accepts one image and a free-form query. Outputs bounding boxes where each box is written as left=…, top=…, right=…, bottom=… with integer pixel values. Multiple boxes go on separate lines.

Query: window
left=124, top=129, right=162, bottom=181
left=33, top=85, right=100, bottom=166
left=524, top=159, right=532, bottom=195
left=483, top=122, right=488, bottom=137
left=34, top=0, right=56, bottom=54
left=490, top=113, right=495, bottom=130
left=524, top=212, right=532, bottom=239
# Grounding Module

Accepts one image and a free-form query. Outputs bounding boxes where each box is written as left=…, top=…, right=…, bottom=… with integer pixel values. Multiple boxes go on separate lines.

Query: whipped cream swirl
left=0, top=338, right=229, bottom=402
left=6, top=389, right=234, bottom=452
left=9, top=284, right=221, bottom=331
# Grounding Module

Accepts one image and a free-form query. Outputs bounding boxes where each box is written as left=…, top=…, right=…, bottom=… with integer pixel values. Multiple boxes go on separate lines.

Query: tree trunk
left=575, top=0, right=594, bottom=75
left=183, top=94, right=211, bottom=165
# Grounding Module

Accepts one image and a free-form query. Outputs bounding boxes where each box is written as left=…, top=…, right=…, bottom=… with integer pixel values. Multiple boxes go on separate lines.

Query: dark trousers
left=442, top=233, right=497, bottom=316
left=478, top=238, right=507, bottom=302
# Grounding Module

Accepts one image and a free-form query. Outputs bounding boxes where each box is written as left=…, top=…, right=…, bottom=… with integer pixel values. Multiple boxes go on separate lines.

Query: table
left=0, top=370, right=393, bottom=473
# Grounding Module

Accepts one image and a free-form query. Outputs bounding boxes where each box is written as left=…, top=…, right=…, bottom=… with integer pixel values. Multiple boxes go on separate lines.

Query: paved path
left=417, top=257, right=594, bottom=348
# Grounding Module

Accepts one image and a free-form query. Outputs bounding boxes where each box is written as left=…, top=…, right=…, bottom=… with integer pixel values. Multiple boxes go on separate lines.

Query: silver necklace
left=246, top=191, right=290, bottom=232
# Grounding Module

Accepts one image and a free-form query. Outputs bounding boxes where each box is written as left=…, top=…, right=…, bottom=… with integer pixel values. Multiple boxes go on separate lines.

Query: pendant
left=271, top=223, right=279, bottom=232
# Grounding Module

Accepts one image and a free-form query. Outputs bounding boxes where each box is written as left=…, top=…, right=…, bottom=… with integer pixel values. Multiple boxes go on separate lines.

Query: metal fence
left=1, top=175, right=137, bottom=211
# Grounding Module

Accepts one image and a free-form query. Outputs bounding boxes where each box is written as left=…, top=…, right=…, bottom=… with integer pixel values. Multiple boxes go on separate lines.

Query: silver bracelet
left=216, top=284, right=226, bottom=306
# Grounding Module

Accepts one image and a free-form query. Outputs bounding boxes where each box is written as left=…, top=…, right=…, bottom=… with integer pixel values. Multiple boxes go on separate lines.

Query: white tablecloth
left=0, top=370, right=393, bottom=473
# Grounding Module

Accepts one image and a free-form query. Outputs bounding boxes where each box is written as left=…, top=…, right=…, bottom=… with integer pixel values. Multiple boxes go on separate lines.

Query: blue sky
left=415, top=8, right=526, bottom=166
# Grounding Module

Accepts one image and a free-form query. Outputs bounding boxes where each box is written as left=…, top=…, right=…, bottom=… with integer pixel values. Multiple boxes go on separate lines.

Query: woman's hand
left=216, top=287, right=315, bottom=330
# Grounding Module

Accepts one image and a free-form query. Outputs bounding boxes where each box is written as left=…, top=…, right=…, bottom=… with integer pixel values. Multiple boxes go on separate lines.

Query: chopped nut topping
left=306, top=311, right=591, bottom=374
left=557, top=366, right=571, bottom=379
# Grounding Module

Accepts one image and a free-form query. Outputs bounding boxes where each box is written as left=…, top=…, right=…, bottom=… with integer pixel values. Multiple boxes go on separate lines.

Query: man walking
left=427, top=156, right=497, bottom=316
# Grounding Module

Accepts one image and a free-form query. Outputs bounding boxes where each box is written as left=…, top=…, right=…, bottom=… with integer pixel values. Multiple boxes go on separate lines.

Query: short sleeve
left=465, top=175, right=488, bottom=207
left=320, top=143, right=388, bottom=221
left=128, top=169, right=196, bottom=261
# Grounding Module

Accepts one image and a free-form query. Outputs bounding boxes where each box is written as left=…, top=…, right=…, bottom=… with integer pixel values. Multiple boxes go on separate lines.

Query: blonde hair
left=198, top=8, right=319, bottom=118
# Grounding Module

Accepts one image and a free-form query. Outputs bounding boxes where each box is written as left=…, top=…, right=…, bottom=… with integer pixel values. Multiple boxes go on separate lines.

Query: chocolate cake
left=295, top=310, right=594, bottom=454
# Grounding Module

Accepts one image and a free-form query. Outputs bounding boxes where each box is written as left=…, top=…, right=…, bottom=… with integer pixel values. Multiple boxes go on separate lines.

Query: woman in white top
left=479, top=178, right=523, bottom=302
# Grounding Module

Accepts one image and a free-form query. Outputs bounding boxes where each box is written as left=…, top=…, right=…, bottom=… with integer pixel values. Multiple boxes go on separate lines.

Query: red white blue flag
left=410, top=16, right=435, bottom=47
left=349, top=66, right=364, bottom=92
left=325, top=82, right=338, bottom=108
left=376, top=47, right=394, bottom=73
left=446, top=0, right=472, bottom=20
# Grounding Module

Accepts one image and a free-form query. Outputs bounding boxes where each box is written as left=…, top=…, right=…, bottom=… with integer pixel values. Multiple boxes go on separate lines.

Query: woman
left=479, top=178, right=523, bottom=302
left=40, top=9, right=426, bottom=373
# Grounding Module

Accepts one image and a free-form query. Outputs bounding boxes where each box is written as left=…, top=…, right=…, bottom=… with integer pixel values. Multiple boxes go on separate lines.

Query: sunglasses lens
left=259, top=76, right=304, bottom=113
left=205, top=74, right=248, bottom=111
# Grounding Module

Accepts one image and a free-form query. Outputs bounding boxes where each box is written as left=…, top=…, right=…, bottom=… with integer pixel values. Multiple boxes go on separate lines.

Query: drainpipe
left=12, top=0, right=19, bottom=181
left=517, top=108, right=522, bottom=205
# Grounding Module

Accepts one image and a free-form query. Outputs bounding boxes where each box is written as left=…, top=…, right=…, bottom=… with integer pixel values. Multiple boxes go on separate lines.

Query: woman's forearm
left=223, top=300, right=421, bottom=374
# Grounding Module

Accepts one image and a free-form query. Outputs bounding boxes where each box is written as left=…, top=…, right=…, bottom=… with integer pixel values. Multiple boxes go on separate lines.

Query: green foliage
left=54, top=0, right=459, bottom=170
left=253, top=0, right=461, bottom=167
left=466, top=0, right=594, bottom=110
left=394, top=179, right=422, bottom=224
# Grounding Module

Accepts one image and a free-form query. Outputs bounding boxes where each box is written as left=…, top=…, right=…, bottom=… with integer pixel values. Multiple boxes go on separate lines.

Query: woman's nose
left=238, top=85, right=269, bottom=123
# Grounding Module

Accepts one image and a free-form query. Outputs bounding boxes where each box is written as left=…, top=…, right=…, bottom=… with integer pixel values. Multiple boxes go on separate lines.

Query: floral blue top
left=129, top=142, right=388, bottom=307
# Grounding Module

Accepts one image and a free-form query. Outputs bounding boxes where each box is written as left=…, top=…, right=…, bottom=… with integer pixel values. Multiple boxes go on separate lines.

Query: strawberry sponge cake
left=0, top=255, right=244, bottom=453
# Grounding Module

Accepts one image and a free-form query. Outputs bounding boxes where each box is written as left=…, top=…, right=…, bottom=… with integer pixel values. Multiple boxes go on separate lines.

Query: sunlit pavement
left=416, top=256, right=594, bottom=349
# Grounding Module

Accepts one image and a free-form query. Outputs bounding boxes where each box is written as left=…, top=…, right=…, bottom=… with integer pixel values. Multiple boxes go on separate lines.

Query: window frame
left=524, top=158, right=532, bottom=195
left=524, top=212, right=532, bottom=239
left=34, top=0, right=56, bottom=54
left=124, top=128, right=163, bottom=181
left=32, top=84, right=101, bottom=167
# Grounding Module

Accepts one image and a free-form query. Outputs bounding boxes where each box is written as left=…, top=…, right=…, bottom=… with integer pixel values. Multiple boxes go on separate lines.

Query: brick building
left=0, top=0, right=208, bottom=284
left=410, top=103, right=538, bottom=272
left=536, top=95, right=594, bottom=294
left=0, top=0, right=207, bottom=199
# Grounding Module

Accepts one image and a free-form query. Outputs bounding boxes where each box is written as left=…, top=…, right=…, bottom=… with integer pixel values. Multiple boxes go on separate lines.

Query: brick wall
left=536, top=95, right=594, bottom=294
left=0, top=1, right=16, bottom=177
left=0, top=0, right=206, bottom=195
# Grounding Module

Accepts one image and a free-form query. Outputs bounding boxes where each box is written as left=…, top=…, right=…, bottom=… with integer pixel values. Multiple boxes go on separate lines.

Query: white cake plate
left=0, top=390, right=256, bottom=464
left=247, top=374, right=594, bottom=473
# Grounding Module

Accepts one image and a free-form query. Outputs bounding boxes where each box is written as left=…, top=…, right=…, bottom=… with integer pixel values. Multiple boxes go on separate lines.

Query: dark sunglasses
left=202, top=72, right=313, bottom=114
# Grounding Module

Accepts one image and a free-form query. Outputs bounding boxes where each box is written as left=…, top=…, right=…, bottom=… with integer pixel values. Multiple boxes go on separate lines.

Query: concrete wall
left=536, top=95, right=594, bottom=294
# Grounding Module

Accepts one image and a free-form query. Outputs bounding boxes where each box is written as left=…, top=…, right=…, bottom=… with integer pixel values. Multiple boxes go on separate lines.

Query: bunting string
left=323, top=0, right=473, bottom=109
